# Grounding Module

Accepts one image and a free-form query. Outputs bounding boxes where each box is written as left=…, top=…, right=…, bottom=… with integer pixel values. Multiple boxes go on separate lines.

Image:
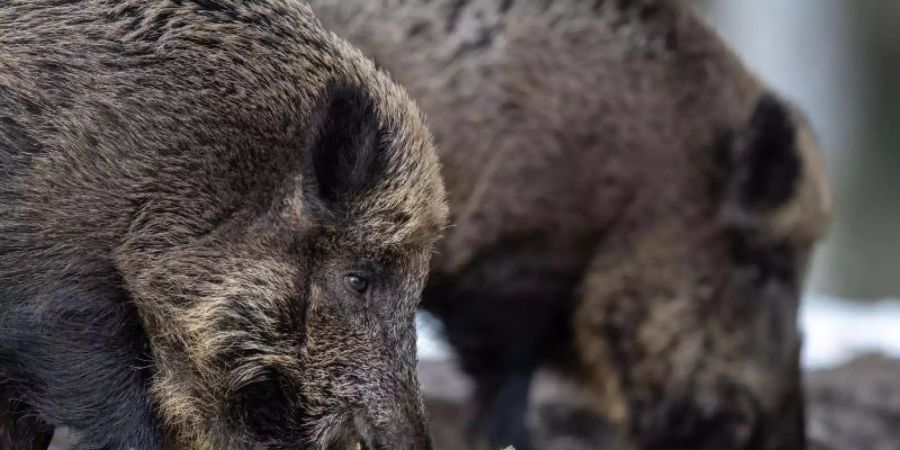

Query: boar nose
left=633, top=391, right=761, bottom=450
left=363, top=416, right=433, bottom=450
left=757, top=378, right=807, bottom=450
left=356, top=402, right=433, bottom=450
left=379, top=421, right=433, bottom=450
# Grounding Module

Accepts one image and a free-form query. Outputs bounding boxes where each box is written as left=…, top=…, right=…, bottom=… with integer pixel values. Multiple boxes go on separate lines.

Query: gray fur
left=0, top=1, right=447, bottom=449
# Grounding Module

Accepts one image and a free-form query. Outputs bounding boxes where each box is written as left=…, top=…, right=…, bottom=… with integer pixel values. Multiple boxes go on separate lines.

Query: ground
left=419, top=355, right=900, bottom=450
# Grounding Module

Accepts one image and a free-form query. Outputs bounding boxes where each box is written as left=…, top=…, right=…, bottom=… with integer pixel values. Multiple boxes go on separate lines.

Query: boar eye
left=343, top=274, right=369, bottom=294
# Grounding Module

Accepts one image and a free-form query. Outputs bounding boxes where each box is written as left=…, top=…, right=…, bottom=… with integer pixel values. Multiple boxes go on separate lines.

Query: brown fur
left=0, top=1, right=446, bottom=449
left=310, top=1, right=831, bottom=449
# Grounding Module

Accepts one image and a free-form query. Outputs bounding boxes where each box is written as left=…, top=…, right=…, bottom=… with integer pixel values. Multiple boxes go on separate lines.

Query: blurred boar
left=310, top=1, right=831, bottom=449
left=0, top=1, right=446, bottom=449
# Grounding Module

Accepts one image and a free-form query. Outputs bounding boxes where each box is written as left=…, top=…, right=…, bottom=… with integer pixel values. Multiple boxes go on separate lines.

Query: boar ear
left=722, top=94, right=802, bottom=213
left=308, top=83, right=387, bottom=210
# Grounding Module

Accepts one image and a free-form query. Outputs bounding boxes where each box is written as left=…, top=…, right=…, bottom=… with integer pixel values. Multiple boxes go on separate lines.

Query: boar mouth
left=629, top=387, right=804, bottom=450
left=325, top=415, right=430, bottom=450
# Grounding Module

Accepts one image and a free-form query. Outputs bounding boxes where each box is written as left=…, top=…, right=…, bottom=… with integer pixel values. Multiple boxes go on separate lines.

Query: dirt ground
left=419, top=354, right=900, bottom=450
left=805, top=355, right=900, bottom=450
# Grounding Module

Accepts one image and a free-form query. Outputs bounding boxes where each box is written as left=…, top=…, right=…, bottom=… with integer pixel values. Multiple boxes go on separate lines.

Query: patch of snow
left=416, top=311, right=455, bottom=361
left=800, top=294, right=900, bottom=369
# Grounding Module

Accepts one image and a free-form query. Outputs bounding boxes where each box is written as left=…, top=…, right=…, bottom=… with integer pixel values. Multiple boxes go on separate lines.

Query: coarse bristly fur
left=0, top=1, right=447, bottom=449
left=309, top=1, right=832, bottom=449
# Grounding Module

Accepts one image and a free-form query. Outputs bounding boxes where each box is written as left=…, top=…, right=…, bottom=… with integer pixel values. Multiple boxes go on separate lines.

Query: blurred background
left=415, top=5, right=900, bottom=448
left=419, top=0, right=900, bottom=372
left=697, top=0, right=900, bottom=369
